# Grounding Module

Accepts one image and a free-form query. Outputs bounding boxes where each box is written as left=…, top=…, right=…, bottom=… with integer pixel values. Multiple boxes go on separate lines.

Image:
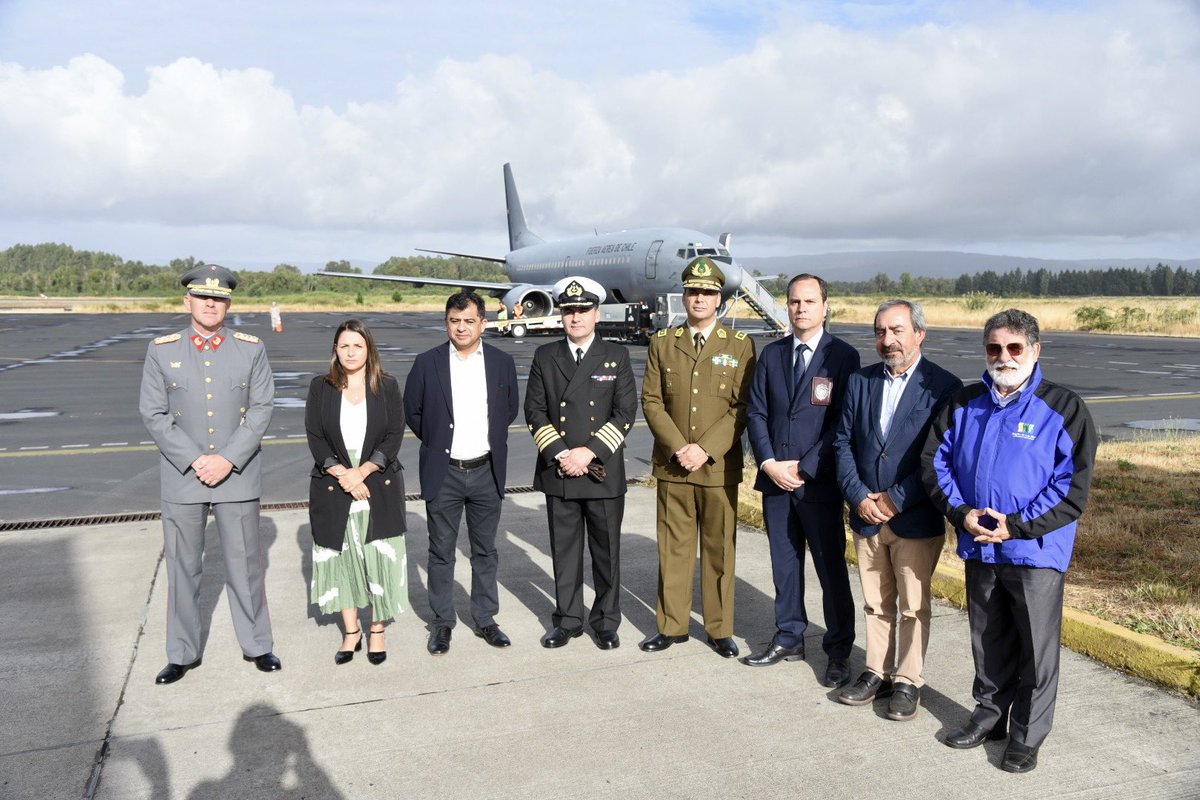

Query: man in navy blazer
left=833, top=299, right=962, bottom=719
left=404, top=291, right=520, bottom=655
left=745, top=274, right=861, bottom=688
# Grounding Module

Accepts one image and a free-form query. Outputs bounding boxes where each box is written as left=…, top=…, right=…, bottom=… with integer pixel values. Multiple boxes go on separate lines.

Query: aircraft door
left=645, top=240, right=662, bottom=279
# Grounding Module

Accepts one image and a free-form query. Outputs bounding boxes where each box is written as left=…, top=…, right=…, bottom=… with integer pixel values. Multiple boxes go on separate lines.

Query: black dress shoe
left=335, top=629, right=363, bottom=666
left=820, top=657, right=851, bottom=688
left=707, top=636, right=739, bottom=658
left=638, top=632, right=689, bottom=652
left=243, top=652, right=282, bottom=672
left=474, top=624, right=512, bottom=648
left=541, top=626, right=584, bottom=648
left=367, top=627, right=387, bottom=665
left=741, top=639, right=804, bottom=666
left=428, top=625, right=451, bottom=655
left=943, top=719, right=1008, bottom=749
left=1001, top=742, right=1039, bottom=773
left=886, top=682, right=920, bottom=720
left=594, top=630, right=620, bottom=650
left=836, top=671, right=893, bottom=706
left=155, top=659, right=200, bottom=685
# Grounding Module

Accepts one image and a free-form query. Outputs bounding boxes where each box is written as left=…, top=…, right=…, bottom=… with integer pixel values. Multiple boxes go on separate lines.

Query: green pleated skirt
left=311, top=503, right=409, bottom=621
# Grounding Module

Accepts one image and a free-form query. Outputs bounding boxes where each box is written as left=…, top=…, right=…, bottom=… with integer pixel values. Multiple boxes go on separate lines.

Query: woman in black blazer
left=306, top=319, right=408, bottom=665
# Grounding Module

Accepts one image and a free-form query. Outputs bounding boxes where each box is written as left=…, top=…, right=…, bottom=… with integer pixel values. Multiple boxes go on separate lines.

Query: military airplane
left=320, top=164, right=787, bottom=329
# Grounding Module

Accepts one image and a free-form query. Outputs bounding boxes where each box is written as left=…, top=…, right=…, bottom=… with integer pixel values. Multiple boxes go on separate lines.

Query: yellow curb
left=734, top=493, right=1200, bottom=697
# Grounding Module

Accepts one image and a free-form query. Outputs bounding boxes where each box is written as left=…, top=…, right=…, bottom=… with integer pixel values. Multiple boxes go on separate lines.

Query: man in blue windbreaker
left=922, top=308, right=1097, bottom=774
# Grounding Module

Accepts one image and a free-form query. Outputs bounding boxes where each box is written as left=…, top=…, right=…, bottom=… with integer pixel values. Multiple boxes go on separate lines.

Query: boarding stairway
left=730, top=268, right=790, bottom=334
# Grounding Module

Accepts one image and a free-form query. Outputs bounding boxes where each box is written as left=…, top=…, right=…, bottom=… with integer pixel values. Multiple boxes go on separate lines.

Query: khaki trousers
left=853, top=524, right=944, bottom=687
left=655, top=481, right=737, bottom=638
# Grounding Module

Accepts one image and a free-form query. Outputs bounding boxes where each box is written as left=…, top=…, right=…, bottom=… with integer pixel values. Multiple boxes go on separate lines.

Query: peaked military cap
left=681, top=256, right=725, bottom=291
left=553, top=275, right=606, bottom=309
left=182, top=264, right=238, bottom=298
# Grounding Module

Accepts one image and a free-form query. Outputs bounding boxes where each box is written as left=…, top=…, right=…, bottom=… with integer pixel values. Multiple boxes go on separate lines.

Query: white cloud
left=0, top=0, right=1197, bottom=262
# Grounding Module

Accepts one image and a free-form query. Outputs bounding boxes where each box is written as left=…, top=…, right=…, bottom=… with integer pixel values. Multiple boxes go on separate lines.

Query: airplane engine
left=500, top=285, right=554, bottom=317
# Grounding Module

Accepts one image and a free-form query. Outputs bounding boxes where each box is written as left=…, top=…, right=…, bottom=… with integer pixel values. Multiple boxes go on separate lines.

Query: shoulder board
left=153, top=333, right=181, bottom=345
left=233, top=331, right=261, bottom=344
left=674, top=327, right=684, bottom=338
left=716, top=328, right=728, bottom=339
left=656, top=328, right=668, bottom=338
left=735, top=330, right=747, bottom=340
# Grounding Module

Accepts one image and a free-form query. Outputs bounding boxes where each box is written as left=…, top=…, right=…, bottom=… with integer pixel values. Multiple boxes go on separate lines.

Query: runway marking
left=1108, top=361, right=1137, bottom=365
left=100, top=442, right=128, bottom=447
left=1083, top=392, right=1200, bottom=404
left=0, top=420, right=652, bottom=458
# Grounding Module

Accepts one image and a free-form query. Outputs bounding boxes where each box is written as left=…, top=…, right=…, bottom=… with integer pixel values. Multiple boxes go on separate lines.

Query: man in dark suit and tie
left=832, top=299, right=962, bottom=719
left=404, top=290, right=520, bottom=655
left=525, top=276, right=638, bottom=649
left=744, top=273, right=861, bottom=687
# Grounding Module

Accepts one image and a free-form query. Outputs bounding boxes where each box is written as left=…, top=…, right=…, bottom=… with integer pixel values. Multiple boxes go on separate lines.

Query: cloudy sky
left=1, top=0, right=1197, bottom=270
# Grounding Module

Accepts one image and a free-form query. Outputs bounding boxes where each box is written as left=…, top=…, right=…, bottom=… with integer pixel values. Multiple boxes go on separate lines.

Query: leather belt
left=448, top=453, right=491, bottom=470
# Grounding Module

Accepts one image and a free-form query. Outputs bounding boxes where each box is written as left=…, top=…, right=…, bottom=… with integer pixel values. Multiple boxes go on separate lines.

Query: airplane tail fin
left=504, top=163, right=544, bottom=251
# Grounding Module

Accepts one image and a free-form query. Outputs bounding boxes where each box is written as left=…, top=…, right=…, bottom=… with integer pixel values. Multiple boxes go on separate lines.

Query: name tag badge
left=811, top=376, right=833, bottom=406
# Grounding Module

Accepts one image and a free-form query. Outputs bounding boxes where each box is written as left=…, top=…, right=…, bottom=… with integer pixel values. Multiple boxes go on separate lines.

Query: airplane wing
left=414, top=248, right=507, bottom=264
left=313, top=271, right=516, bottom=293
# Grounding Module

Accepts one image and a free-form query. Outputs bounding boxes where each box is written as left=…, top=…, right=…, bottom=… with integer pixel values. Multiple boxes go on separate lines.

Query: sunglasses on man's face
left=986, top=342, right=1027, bottom=358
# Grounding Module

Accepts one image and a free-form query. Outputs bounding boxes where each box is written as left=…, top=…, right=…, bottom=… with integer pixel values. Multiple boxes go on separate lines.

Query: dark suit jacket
left=403, top=341, right=519, bottom=501
left=305, top=373, right=407, bottom=548
left=747, top=330, right=861, bottom=502
left=524, top=338, right=638, bottom=499
left=833, top=357, right=963, bottom=538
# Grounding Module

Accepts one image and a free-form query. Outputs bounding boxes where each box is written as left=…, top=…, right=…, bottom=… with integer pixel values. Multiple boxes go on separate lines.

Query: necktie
left=694, top=332, right=705, bottom=353
left=575, top=347, right=584, bottom=365
left=794, top=343, right=808, bottom=388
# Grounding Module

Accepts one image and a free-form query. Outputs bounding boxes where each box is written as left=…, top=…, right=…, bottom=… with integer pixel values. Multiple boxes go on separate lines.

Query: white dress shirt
left=448, top=342, right=490, bottom=459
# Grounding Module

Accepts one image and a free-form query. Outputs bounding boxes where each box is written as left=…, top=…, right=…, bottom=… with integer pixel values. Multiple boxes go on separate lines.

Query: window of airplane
left=698, top=247, right=717, bottom=256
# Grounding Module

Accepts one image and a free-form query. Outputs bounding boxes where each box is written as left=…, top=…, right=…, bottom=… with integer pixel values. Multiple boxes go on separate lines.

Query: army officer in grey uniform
left=526, top=276, right=638, bottom=649
left=139, top=264, right=280, bottom=684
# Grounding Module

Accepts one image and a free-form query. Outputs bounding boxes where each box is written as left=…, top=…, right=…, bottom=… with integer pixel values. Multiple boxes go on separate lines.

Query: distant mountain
left=739, top=251, right=1200, bottom=282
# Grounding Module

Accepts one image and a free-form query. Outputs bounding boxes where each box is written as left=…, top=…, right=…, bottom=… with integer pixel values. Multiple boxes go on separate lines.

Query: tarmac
left=3, top=486, right=1198, bottom=800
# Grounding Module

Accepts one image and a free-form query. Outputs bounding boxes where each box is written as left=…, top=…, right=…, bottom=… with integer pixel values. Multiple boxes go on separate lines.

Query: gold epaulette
left=735, top=330, right=747, bottom=340
left=674, top=327, right=684, bottom=338
left=657, top=329, right=668, bottom=338
left=233, top=331, right=261, bottom=344
left=153, top=333, right=181, bottom=345
left=716, top=328, right=728, bottom=339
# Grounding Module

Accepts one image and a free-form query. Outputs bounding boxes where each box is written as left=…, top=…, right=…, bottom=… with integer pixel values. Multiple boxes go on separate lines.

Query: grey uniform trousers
left=161, top=499, right=274, bottom=664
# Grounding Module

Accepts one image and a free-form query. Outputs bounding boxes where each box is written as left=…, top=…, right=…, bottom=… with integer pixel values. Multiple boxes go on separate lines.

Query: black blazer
left=524, top=338, right=638, bottom=499
left=746, top=330, right=861, bottom=502
left=403, top=341, right=519, bottom=501
left=305, top=374, right=407, bottom=549
left=833, top=357, right=963, bottom=537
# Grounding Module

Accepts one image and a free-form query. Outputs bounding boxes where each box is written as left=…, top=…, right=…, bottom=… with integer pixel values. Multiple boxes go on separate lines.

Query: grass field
left=6, top=293, right=1200, bottom=337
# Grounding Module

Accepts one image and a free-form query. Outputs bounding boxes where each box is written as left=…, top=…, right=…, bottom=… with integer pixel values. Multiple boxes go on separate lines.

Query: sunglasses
left=986, top=342, right=1027, bottom=358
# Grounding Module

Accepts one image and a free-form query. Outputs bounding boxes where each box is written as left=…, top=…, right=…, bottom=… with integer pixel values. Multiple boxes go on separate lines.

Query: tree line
left=2, top=242, right=1197, bottom=298
left=0, top=244, right=507, bottom=297
left=820, top=264, right=1200, bottom=297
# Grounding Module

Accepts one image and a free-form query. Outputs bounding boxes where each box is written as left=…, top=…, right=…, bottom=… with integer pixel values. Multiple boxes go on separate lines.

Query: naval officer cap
left=181, top=264, right=238, bottom=299
left=554, top=276, right=606, bottom=309
left=681, top=256, right=725, bottom=291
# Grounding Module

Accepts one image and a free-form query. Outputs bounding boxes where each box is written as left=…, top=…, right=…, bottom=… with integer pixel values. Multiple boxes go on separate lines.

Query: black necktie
left=794, top=343, right=808, bottom=387
left=694, top=332, right=705, bottom=353
left=575, top=347, right=584, bottom=365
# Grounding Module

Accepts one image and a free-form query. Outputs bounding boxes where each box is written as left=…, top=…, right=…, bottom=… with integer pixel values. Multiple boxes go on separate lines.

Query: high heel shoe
left=367, top=626, right=387, bottom=665
left=335, top=628, right=363, bottom=665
